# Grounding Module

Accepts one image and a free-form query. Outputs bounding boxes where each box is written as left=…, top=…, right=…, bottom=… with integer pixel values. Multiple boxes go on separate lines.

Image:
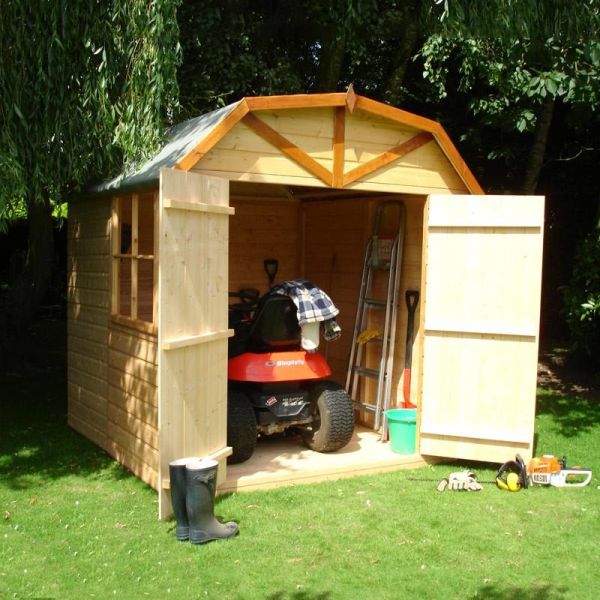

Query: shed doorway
left=224, top=181, right=431, bottom=492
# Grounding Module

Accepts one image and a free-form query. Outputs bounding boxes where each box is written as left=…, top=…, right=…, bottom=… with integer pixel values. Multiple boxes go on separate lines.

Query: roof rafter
left=242, top=113, right=333, bottom=187
left=342, top=132, right=434, bottom=187
left=332, top=107, right=346, bottom=188
left=176, top=100, right=250, bottom=171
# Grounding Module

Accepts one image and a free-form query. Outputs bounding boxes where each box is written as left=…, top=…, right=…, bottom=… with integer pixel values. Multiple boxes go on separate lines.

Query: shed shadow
left=535, top=388, right=600, bottom=438
left=0, top=321, right=135, bottom=490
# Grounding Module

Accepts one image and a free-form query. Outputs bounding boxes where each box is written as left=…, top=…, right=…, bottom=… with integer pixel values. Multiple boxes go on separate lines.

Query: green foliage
left=417, top=4, right=600, bottom=194
left=420, top=34, right=600, bottom=135
left=433, top=0, right=600, bottom=42
left=177, top=0, right=426, bottom=115
left=562, top=231, right=600, bottom=364
left=0, top=0, right=181, bottom=207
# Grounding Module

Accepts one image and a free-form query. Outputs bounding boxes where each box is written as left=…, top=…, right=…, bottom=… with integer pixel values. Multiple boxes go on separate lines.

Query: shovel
left=402, top=290, right=419, bottom=409
left=263, top=258, right=279, bottom=286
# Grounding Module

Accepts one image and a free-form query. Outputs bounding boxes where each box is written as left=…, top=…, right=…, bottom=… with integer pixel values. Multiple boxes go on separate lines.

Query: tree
left=420, top=0, right=600, bottom=194
left=414, top=2, right=600, bottom=342
left=0, top=0, right=180, bottom=366
left=176, top=0, right=430, bottom=115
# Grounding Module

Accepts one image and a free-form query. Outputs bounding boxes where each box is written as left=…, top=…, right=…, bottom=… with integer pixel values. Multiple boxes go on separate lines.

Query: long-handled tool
left=263, top=258, right=279, bottom=286
left=402, top=290, right=420, bottom=409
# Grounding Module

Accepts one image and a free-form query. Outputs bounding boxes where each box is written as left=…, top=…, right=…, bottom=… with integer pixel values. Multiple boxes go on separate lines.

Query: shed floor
left=219, top=426, right=440, bottom=494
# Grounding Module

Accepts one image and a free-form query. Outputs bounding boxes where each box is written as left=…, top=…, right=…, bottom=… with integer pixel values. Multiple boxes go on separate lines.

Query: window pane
left=119, top=196, right=132, bottom=254
left=138, top=196, right=154, bottom=256
left=138, top=259, right=154, bottom=322
left=119, top=258, right=132, bottom=317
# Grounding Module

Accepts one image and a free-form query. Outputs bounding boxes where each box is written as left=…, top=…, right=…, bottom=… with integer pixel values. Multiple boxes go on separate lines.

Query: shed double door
left=157, top=168, right=234, bottom=518
left=418, top=195, right=545, bottom=463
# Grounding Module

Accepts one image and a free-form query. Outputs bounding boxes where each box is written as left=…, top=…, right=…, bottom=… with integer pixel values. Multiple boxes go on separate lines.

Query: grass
left=1, top=325, right=599, bottom=599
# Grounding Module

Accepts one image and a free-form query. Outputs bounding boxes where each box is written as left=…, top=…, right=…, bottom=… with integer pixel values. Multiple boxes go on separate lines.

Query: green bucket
left=386, top=408, right=417, bottom=454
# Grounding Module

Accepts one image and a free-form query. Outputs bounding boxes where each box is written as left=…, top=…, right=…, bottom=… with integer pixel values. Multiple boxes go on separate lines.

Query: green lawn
left=1, top=362, right=599, bottom=599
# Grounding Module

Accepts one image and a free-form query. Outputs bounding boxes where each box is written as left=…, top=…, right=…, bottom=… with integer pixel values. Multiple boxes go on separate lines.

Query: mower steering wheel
left=238, top=288, right=260, bottom=305
left=228, top=288, right=260, bottom=313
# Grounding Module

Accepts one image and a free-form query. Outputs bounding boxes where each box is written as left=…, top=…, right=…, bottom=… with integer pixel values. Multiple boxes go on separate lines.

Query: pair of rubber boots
left=169, top=458, right=239, bottom=544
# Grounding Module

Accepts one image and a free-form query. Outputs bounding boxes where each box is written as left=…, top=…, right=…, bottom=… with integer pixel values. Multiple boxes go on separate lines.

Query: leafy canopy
left=0, top=0, right=180, bottom=213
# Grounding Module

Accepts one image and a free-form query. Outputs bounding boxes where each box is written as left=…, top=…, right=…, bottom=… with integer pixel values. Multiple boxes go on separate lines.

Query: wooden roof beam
left=245, top=94, right=346, bottom=111
left=332, top=106, right=346, bottom=188
left=342, top=132, right=434, bottom=187
left=176, top=100, right=250, bottom=171
left=353, top=95, right=484, bottom=194
left=242, top=112, right=333, bottom=187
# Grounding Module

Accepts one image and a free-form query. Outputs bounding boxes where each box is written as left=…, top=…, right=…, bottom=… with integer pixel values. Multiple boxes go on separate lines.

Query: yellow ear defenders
left=496, top=454, right=528, bottom=492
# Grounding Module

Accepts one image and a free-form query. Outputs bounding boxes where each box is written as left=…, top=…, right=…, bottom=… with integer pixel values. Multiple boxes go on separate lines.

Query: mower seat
left=247, top=295, right=301, bottom=352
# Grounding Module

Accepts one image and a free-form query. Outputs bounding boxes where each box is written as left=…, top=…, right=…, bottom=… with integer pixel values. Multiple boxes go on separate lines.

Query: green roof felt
left=91, top=102, right=239, bottom=194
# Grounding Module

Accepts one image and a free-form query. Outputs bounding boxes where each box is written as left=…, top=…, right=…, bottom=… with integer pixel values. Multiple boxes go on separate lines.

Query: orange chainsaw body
left=527, top=455, right=592, bottom=487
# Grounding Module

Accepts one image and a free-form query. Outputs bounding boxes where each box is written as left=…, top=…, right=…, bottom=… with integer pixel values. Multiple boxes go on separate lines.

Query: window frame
left=111, top=192, right=158, bottom=334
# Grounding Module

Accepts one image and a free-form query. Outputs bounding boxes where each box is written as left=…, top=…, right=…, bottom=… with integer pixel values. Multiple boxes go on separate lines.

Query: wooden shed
left=67, top=91, right=544, bottom=517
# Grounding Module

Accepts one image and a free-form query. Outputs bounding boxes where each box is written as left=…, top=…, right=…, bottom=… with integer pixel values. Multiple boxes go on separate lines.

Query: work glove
left=437, top=471, right=482, bottom=492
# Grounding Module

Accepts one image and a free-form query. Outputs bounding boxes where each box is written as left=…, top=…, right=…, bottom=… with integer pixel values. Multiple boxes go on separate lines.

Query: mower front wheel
left=302, top=381, right=354, bottom=453
left=227, top=391, right=257, bottom=464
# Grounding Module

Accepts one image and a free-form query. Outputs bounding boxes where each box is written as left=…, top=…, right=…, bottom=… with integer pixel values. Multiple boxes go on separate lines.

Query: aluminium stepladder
left=345, top=201, right=406, bottom=439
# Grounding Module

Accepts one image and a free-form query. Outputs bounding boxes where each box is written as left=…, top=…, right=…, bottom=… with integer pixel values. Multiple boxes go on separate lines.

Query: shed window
left=111, top=193, right=156, bottom=330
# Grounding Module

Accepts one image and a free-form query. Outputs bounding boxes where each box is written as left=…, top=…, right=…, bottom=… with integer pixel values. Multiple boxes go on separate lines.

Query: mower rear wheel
left=302, top=381, right=354, bottom=453
left=227, top=391, right=257, bottom=464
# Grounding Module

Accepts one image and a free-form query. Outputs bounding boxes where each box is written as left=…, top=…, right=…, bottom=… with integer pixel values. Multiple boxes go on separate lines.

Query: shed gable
left=176, top=92, right=481, bottom=195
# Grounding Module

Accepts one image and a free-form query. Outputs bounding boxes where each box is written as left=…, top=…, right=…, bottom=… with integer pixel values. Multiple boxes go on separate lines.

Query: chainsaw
left=526, top=455, right=593, bottom=488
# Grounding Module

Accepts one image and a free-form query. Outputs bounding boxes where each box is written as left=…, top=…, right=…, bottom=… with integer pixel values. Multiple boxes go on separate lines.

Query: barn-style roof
left=94, top=88, right=483, bottom=194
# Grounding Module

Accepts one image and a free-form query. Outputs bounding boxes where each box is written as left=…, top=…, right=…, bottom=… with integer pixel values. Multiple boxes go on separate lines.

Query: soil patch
left=538, top=347, right=600, bottom=402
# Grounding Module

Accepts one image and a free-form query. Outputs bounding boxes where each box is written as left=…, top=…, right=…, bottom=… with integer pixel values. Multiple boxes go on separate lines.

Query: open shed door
left=418, top=195, right=544, bottom=464
left=157, top=168, right=233, bottom=518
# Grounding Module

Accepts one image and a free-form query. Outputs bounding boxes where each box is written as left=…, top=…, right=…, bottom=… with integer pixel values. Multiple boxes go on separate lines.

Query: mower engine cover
left=251, top=388, right=311, bottom=420
left=228, top=350, right=331, bottom=382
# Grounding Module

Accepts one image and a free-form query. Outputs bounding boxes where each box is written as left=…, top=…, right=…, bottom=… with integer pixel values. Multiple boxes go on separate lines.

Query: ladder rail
left=380, top=219, right=406, bottom=440
left=373, top=235, right=399, bottom=431
left=345, top=237, right=374, bottom=393
left=346, top=201, right=407, bottom=435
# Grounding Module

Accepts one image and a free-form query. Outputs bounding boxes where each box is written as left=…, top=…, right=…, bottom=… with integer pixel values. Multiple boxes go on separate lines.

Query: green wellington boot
left=185, top=459, right=239, bottom=544
left=169, top=457, right=199, bottom=541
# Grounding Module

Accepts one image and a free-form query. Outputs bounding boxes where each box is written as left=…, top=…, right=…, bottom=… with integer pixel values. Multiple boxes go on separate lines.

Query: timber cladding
left=68, top=195, right=159, bottom=489
left=302, top=194, right=425, bottom=410
left=229, top=194, right=301, bottom=295
left=68, top=199, right=111, bottom=451
left=194, top=106, right=470, bottom=195
left=107, top=323, right=158, bottom=488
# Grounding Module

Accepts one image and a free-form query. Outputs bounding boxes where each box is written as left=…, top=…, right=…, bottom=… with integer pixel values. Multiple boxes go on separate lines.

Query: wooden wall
left=67, top=198, right=111, bottom=451
left=229, top=184, right=300, bottom=295
left=68, top=194, right=159, bottom=490
left=301, top=197, right=370, bottom=382
left=302, top=194, right=425, bottom=411
left=107, top=323, right=158, bottom=488
left=193, top=107, right=468, bottom=195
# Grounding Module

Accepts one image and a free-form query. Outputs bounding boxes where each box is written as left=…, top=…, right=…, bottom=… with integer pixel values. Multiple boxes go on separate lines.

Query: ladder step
left=352, top=401, right=377, bottom=413
left=364, top=297, right=387, bottom=307
left=353, top=366, right=380, bottom=379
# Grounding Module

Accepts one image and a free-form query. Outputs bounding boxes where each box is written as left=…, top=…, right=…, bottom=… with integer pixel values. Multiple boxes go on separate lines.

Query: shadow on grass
left=0, top=371, right=129, bottom=491
left=470, top=583, right=567, bottom=599
left=266, top=592, right=332, bottom=600
left=535, top=388, right=600, bottom=438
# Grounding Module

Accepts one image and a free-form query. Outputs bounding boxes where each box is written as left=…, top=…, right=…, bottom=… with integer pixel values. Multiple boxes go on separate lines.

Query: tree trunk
left=521, top=96, right=555, bottom=195
left=383, top=0, right=422, bottom=106
left=0, top=196, right=55, bottom=370
left=315, top=24, right=347, bottom=92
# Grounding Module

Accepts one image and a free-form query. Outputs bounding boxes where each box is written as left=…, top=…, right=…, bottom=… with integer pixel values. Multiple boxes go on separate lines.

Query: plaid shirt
left=271, top=279, right=339, bottom=325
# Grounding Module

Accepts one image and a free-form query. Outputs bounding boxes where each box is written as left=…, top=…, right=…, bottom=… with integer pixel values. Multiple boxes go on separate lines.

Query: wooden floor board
left=220, top=426, right=441, bottom=494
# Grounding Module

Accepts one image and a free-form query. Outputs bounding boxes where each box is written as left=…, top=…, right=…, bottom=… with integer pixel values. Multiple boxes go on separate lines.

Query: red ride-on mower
left=227, top=286, right=355, bottom=464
